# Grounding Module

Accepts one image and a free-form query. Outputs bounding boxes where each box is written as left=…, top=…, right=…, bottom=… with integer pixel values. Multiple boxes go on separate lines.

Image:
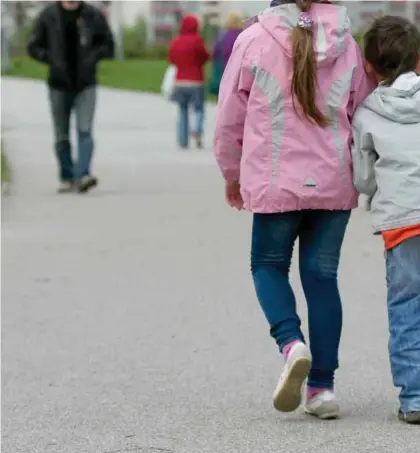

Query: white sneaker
left=272, top=342, right=312, bottom=412
left=305, top=390, right=340, bottom=420
left=57, top=181, right=73, bottom=193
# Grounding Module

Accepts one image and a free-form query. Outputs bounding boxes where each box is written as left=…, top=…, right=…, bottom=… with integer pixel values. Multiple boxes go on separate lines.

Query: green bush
left=1, top=149, right=11, bottom=185
left=123, top=15, right=147, bottom=58
left=123, top=15, right=168, bottom=60
left=353, top=32, right=364, bottom=51
left=10, top=21, right=34, bottom=57
left=137, top=44, right=168, bottom=60
left=201, top=19, right=219, bottom=48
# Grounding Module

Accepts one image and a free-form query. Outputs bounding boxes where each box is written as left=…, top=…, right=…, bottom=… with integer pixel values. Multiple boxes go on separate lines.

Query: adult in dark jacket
left=28, top=1, right=114, bottom=193
left=168, top=15, right=209, bottom=149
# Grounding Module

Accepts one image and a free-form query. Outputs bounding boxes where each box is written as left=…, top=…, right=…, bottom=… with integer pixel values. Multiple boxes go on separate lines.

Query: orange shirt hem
left=382, top=224, right=420, bottom=250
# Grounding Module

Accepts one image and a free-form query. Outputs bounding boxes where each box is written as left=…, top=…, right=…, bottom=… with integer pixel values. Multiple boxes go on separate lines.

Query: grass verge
left=1, top=149, right=11, bottom=185
left=7, top=58, right=216, bottom=100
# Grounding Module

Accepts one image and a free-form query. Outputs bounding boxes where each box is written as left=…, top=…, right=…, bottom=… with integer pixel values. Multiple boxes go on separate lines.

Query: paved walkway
left=2, top=79, right=418, bottom=453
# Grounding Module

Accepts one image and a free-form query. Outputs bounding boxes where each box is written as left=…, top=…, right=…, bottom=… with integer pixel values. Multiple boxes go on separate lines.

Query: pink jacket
left=214, top=3, right=374, bottom=213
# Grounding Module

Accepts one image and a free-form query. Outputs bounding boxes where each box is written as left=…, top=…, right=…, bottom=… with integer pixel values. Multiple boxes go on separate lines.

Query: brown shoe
left=398, top=409, right=420, bottom=424
left=77, top=175, right=98, bottom=193
left=191, top=132, right=203, bottom=149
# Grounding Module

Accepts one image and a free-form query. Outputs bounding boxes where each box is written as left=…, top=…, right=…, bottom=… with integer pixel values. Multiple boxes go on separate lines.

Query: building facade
left=342, top=1, right=420, bottom=30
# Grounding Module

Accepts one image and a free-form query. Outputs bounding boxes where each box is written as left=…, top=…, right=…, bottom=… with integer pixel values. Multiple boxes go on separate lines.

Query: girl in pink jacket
left=214, top=0, right=373, bottom=419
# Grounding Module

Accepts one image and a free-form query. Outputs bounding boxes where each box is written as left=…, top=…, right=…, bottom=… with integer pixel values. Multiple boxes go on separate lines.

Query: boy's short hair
left=364, top=15, right=420, bottom=86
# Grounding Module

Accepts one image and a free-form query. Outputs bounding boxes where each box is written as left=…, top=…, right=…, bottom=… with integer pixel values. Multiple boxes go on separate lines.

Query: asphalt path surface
left=2, top=79, right=419, bottom=453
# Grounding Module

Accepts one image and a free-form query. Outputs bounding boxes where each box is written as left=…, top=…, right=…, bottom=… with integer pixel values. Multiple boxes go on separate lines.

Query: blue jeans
left=251, top=210, right=351, bottom=388
left=49, top=87, right=96, bottom=181
left=172, top=85, right=205, bottom=148
left=386, top=235, right=420, bottom=413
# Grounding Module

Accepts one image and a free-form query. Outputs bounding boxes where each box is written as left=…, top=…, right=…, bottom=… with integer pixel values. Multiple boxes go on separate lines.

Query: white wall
left=120, top=0, right=151, bottom=26
left=241, top=1, right=271, bottom=17
left=116, top=1, right=270, bottom=27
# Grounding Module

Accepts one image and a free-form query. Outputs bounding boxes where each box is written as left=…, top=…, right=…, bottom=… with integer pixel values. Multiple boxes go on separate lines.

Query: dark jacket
left=168, top=15, right=209, bottom=82
left=27, top=2, right=114, bottom=92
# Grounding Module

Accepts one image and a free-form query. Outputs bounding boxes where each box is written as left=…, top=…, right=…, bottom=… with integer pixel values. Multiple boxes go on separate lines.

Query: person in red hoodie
left=169, top=15, right=210, bottom=149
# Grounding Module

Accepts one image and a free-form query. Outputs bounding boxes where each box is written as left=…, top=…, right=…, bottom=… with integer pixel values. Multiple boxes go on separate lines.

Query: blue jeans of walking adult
left=251, top=210, right=351, bottom=389
left=172, top=85, right=205, bottom=148
left=386, top=235, right=420, bottom=413
left=49, top=86, right=96, bottom=182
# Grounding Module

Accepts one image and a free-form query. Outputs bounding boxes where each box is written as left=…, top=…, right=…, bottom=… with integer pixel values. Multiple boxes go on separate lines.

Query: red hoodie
left=168, top=15, right=210, bottom=82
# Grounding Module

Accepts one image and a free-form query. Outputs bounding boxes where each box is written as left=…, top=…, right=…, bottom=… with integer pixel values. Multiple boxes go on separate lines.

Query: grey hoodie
left=352, top=72, right=420, bottom=233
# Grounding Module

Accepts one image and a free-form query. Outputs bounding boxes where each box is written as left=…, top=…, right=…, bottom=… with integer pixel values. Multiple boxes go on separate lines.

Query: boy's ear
left=364, top=60, right=375, bottom=79
left=416, top=57, right=420, bottom=74
left=364, top=60, right=372, bottom=76
left=364, top=60, right=375, bottom=80
left=364, top=60, right=379, bottom=85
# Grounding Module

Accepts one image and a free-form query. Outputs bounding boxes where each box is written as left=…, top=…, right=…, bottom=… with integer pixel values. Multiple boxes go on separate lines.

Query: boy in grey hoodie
left=352, top=15, right=420, bottom=424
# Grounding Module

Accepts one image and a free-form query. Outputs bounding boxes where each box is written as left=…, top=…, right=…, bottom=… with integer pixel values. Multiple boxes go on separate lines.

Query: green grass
left=7, top=58, right=215, bottom=99
left=1, top=149, right=10, bottom=184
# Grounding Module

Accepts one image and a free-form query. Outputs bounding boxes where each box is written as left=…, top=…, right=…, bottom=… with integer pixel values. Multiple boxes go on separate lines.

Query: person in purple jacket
left=209, top=14, right=242, bottom=96
left=219, top=14, right=243, bottom=68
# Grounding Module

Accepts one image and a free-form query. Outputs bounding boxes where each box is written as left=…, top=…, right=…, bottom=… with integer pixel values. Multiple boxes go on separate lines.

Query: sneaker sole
left=398, top=411, right=420, bottom=424
left=57, top=183, right=74, bottom=194
left=305, top=407, right=340, bottom=420
left=273, top=357, right=311, bottom=412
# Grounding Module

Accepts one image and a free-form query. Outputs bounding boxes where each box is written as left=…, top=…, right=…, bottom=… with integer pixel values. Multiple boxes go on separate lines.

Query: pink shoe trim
left=307, top=387, right=330, bottom=401
left=282, top=340, right=300, bottom=359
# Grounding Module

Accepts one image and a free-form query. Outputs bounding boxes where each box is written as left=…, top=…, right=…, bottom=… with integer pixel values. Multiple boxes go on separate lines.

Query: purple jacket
left=212, top=29, right=242, bottom=68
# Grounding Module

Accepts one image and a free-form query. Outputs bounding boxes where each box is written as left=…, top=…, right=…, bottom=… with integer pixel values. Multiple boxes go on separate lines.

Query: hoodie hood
left=257, top=3, right=351, bottom=66
left=180, top=15, right=199, bottom=35
left=363, top=72, right=420, bottom=124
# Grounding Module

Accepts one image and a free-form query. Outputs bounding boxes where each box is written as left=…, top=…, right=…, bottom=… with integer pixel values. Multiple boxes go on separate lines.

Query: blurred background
left=1, top=1, right=419, bottom=91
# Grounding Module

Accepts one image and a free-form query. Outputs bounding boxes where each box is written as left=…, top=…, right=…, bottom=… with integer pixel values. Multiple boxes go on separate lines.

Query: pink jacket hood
left=214, top=3, right=375, bottom=214
left=258, top=3, right=351, bottom=66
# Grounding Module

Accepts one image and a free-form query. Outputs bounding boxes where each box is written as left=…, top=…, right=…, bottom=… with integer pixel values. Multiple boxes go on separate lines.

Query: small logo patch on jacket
left=303, top=177, right=317, bottom=188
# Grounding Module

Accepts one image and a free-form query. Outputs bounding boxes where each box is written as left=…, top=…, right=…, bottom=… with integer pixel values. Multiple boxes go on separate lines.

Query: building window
left=155, top=29, right=174, bottom=44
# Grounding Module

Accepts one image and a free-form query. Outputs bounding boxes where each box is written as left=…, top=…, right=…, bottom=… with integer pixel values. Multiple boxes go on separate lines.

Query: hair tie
left=298, top=12, right=313, bottom=30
